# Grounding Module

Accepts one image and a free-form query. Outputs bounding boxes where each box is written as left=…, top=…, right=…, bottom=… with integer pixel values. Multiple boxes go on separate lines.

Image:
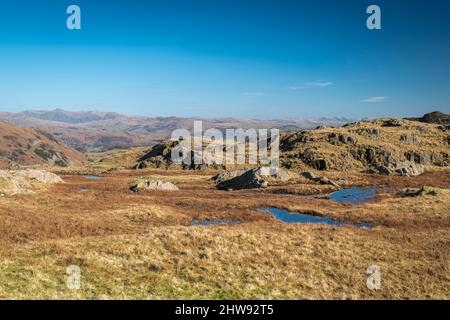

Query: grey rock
left=216, top=169, right=268, bottom=190
left=0, top=169, right=63, bottom=195
left=253, top=167, right=291, bottom=181
left=130, top=178, right=179, bottom=192
left=400, top=134, right=420, bottom=145
left=328, top=133, right=358, bottom=145
left=377, top=161, right=424, bottom=177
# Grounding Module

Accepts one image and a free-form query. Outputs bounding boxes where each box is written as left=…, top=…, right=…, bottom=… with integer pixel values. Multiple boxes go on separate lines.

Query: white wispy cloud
left=289, top=81, right=333, bottom=90
left=361, top=96, right=389, bottom=103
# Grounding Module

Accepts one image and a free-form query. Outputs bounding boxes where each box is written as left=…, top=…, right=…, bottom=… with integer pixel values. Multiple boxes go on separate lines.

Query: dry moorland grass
left=0, top=168, right=449, bottom=299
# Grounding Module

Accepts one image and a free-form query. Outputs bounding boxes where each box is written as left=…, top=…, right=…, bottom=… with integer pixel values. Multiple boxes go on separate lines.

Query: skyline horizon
left=1, top=106, right=445, bottom=122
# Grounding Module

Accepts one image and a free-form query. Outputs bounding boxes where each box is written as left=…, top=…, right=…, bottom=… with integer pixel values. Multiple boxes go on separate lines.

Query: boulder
left=0, top=169, right=63, bottom=195
left=216, top=169, right=268, bottom=190
left=377, top=161, right=424, bottom=177
left=11, top=169, right=63, bottom=184
left=130, top=178, right=179, bottom=192
left=253, top=167, right=291, bottom=181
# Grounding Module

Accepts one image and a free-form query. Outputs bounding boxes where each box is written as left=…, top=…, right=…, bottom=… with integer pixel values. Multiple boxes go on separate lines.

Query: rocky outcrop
left=400, top=134, right=420, bottom=145
left=129, top=178, right=179, bottom=192
left=134, top=140, right=226, bottom=171
left=280, top=115, right=449, bottom=172
left=356, top=128, right=381, bottom=138
left=350, top=146, right=400, bottom=167
left=0, top=169, right=63, bottom=195
left=376, top=161, right=424, bottom=177
left=404, top=151, right=448, bottom=166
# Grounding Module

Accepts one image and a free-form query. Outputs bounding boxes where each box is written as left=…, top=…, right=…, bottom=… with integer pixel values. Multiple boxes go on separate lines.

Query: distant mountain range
left=0, top=109, right=352, bottom=152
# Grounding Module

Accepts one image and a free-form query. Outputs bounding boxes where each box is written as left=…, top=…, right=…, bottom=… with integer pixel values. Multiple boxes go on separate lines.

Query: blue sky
left=0, top=0, right=449, bottom=119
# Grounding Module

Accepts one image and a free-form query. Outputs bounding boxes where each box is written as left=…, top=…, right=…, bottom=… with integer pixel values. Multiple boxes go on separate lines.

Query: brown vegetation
left=0, top=121, right=84, bottom=168
left=0, top=167, right=448, bottom=299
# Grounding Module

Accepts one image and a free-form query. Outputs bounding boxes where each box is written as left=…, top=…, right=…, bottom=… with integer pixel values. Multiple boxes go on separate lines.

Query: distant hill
left=0, top=121, right=85, bottom=168
left=406, top=111, right=450, bottom=125
left=0, top=109, right=352, bottom=152
left=21, top=109, right=122, bottom=124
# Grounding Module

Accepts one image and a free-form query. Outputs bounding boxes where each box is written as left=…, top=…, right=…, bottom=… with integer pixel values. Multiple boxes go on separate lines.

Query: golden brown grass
left=0, top=168, right=449, bottom=299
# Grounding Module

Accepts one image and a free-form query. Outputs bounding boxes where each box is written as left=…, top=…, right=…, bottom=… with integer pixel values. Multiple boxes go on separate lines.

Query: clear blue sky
left=0, top=0, right=449, bottom=119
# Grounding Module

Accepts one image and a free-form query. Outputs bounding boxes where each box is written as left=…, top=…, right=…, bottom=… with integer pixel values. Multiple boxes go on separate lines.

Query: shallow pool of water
left=329, top=187, right=377, bottom=204
left=191, top=219, right=239, bottom=226
left=259, top=207, right=372, bottom=229
left=83, top=175, right=103, bottom=180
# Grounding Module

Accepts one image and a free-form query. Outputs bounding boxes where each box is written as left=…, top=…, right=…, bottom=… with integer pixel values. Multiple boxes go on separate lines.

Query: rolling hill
left=0, top=120, right=85, bottom=168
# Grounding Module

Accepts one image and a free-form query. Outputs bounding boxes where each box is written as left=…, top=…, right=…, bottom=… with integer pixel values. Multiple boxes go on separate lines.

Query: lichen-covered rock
left=0, top=169, right=63, bottom=195
left=377, top=161, right=424, bottom=177
left=351, top=146, right=400, bottom=167
left=12, top=169, right=63, bottom=183
left=404, top=151, right=448, bottom=166
left=129, top=178, right=179, bottom=192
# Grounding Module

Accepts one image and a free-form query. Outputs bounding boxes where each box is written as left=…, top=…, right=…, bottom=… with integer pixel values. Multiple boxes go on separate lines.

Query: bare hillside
left=0, top=121, right=85, bottom=168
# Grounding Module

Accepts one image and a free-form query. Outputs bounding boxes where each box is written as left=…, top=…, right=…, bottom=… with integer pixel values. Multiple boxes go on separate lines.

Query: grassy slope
left=0, top=169, right=448, bottom=299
